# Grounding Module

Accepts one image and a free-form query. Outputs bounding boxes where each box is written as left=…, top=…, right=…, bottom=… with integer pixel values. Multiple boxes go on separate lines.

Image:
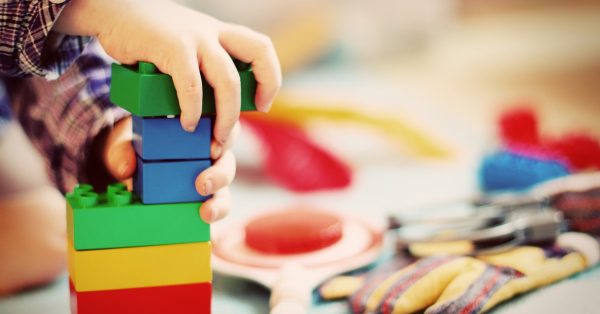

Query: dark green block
left=109, top=61, right=257, bottom=117
left=66, top=183, right=209, bottom=250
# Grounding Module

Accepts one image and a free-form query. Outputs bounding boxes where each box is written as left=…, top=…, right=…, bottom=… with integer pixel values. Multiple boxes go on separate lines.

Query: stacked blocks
left=67, top=184, right=211, bottom=314
left=68, top=60, right=258, bottom=313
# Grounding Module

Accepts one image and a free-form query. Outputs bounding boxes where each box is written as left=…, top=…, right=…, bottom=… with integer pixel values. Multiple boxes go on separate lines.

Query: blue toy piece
left=133, top=116, right=212, bottom=161
left=479, top=150, right=571, bottom=192
left=134, top=157, right=212, bottom=204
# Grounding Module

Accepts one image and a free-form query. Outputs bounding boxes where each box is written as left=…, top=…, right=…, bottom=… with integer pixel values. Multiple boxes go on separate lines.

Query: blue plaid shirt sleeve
left=7, top=41, right=128, bottom=193
left=0, top=0, right=90, bottom=78
left=0, top=82, right=10, bottom=131
left=0, top=2, right=126, bottom=192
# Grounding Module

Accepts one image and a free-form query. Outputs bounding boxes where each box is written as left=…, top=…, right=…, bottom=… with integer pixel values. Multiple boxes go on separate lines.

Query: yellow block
left=68, top=240, right=211, bottom=292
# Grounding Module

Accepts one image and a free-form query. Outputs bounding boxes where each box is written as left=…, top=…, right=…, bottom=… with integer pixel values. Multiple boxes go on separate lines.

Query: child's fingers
left=199, top=46, right=241, bottom=144
left=195, top=150, right=236, bottom=197
left=199, top=187, right=231, bottom=223
left=164, top=48, right=203, bottom=132
left=103, top=117, right=137, bottom=180
left=211, top=121, right=240, bottom=160
left=219, top=25, right=282, bottom=112
left=105, top=140, right=137, bottom=181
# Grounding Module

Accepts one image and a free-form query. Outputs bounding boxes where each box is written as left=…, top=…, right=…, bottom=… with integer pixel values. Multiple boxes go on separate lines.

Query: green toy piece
left=67, top=183, right=210, bottom=250
left=110, top=61, right=257, bottom=117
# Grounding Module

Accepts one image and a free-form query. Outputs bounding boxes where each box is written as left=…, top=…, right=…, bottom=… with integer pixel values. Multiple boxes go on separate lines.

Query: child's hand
left=103, top=117, right=238, bottom=223
left=55, top=0, right=281, bottom=143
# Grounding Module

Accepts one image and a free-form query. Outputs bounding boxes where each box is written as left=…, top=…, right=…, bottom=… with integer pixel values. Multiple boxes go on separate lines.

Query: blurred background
left=180, top=0, right=600, bottom=202
left=182, top=1, right=600, bottom=313
left=183, top=0, right=600, bottom=140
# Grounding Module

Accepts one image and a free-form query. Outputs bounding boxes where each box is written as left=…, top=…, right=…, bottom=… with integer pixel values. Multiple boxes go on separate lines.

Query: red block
left=70, top=280, right=211, bottom=314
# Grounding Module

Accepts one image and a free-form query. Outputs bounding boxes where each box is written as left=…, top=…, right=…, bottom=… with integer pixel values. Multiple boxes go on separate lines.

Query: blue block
left=132, top=116, right=212, bottom=160
left=479, top=150, right=570, bottom=193
left=134, top=157, right=212, bottom=204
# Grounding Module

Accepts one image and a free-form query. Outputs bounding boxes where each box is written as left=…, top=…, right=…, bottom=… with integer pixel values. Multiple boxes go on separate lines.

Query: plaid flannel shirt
left=0, top=0, right=126, bottom=192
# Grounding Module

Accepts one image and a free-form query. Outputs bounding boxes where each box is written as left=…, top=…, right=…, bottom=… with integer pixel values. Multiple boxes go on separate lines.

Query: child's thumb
left=105, top=141, right=137, bottom=180
left=103, top=117, right=137, bottom=180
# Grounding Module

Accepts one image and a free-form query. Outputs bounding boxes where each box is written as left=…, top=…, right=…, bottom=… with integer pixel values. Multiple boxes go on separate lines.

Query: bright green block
left=66, top=183, right=209, bottom=251
left=109, top=61, right=257, bottom=117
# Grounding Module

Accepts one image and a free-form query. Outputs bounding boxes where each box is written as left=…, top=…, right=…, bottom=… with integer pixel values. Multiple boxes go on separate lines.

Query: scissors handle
left=396, top=219, right=517, bottom=244
left=395, top=209, right=564, bottom=255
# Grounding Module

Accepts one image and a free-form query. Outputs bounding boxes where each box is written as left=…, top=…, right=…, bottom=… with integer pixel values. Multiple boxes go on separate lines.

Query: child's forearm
left=52, top=0, right=100, bottom=36
left=54, top=0, right=172, bottom=37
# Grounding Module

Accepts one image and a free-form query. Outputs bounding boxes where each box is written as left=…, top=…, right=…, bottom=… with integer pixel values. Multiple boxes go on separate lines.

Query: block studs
left=138, top=62, right=157, bottom=74
left=78, top=192, right=99, bottom=208
left=112, top=191, right=133, bottom=206
left=73, top=184, right=94, bottom=196
left=107, top=182, right=127, bottom=204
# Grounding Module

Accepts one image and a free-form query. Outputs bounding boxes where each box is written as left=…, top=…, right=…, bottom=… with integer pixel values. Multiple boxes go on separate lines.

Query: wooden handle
left=270, top=263, right=311, bottom=314
left=271, top=299, right=308, bottom=314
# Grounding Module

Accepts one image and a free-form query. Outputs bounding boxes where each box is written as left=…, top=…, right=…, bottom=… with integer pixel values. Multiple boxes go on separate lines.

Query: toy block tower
left=66, top=61, right=257, bottom=313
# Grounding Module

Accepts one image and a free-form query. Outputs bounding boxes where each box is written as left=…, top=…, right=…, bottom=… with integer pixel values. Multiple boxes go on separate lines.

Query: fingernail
left=256, top=95, right=273, bottom=113
left=210, top=206, right=220, bottom=222
left=211, top=142, right=223, bottom=159
left=119, top=162, right=129, bottom=177
left=217, top=135, right=229, bottom=145
left=203, top=179, right=213, bottom=195
left=200, top=207, right=211, bottom=223
left=258, top=102, right=272, bottom=113
left=183, top=122, right=197, bottom=133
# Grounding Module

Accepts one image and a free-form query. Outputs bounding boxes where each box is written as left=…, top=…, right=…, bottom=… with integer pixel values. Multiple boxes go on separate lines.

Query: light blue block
left=134, top=157, right=212, bottom=204
left=132, top=116, right=212, bottom=161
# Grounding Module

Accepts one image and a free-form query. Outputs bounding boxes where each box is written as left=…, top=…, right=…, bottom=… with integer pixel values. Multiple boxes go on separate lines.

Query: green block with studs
left=109, top=61, right=257, bottom=117
left=66, top=183, right=209, bottom=251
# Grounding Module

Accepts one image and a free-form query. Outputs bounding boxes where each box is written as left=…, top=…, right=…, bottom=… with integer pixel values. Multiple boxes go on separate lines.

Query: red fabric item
left=498, top=106, right=540, bottom=146
left=242, top=114, right=352, bottom=192
left=497, top=106, right=600, bottom=171
left=244, top=207, right=344, bottom=254
left=543, top=133, right=600, bottom=171
left=552, top=188, right=600, bottom=236
left=70, top=280, right=211, bottom=314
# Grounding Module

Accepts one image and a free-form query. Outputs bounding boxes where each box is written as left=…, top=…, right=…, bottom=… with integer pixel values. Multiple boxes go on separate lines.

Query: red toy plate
left=244, top=207, right=343, bottom=254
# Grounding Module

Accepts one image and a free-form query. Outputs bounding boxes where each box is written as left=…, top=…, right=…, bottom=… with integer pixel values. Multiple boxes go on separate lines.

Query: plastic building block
left=68, top=240, right=212, bottom=292
left=66, top=183, right=209, bottom=250
left=70, top=280, right=211, bottom=314
left=134, top=157, right=211, bottom=204
left=132, top=116, right=212, bottom=161
left=110, top=61, right=257, bottom=117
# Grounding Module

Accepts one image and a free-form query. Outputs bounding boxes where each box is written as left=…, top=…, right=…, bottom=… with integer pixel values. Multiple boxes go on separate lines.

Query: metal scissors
left=389, top=172, right=600, bottom=255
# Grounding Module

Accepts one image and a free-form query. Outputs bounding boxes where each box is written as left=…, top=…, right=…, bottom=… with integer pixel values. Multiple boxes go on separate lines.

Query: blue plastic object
left=479, top=150, right=570, bottom=192
left=133, top=116, right=212, bottom=161
left=134, top=157, right=212, bottom=204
